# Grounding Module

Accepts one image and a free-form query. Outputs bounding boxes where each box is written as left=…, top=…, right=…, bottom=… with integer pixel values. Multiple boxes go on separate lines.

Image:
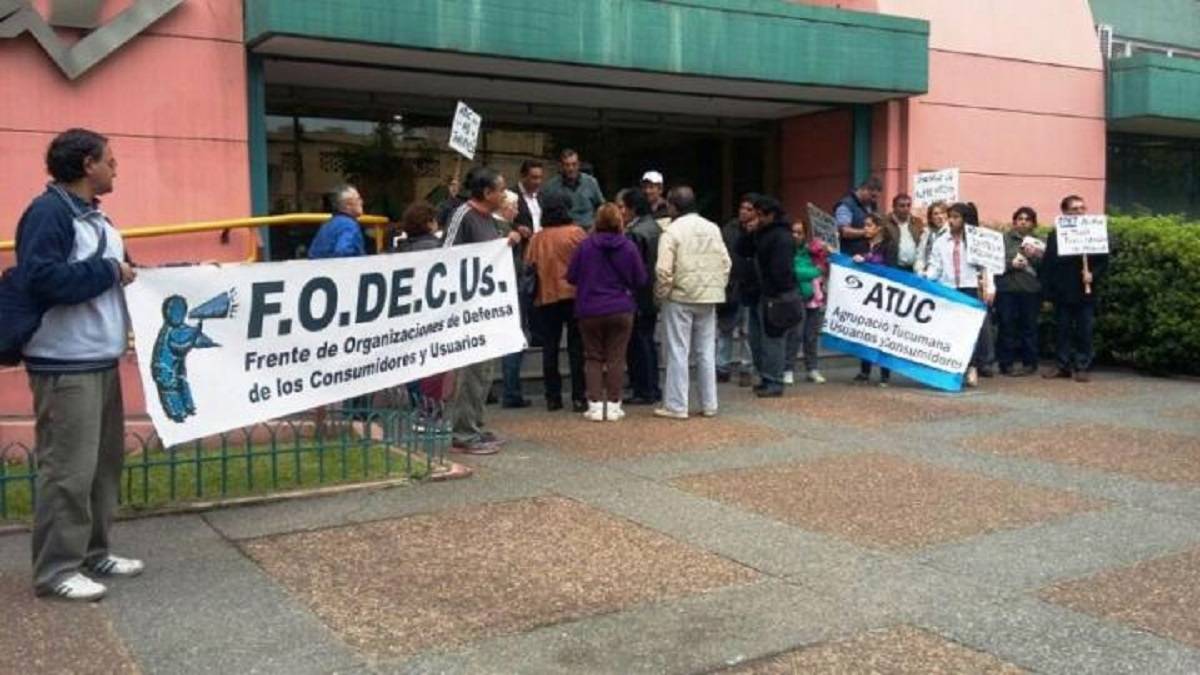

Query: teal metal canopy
left=245, top=0, right=928, bottom=98
left=1109, top=54, right=1200, bottom=137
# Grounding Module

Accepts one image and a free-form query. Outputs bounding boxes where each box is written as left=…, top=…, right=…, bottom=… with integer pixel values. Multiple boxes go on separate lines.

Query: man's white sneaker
left=807, top=370, right=826, bottom=384
left=652, top=407, right=688, bottom=420
left=701, top=409, right=718, bottom=418
left=583, top=401, right=604, bottom=422
left=85, top=555, right=145, bottom=578
left=605, top=401, right=625, bottom=421
left=44, top=573, right=107, bottom=601
left=782, top=370, right=795, bottom=385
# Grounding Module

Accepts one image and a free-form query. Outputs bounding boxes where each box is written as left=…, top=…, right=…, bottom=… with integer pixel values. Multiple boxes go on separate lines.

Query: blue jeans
left=500, top=350, right=524, bottom=404
left=756, top=298, right=787, bottom=386
left=996, top=291, right=1040, bottom=369
left=717, top=306, right=748, bottom=375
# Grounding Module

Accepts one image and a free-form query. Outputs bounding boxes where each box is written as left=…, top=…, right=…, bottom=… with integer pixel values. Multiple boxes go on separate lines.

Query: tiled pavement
left=1, top=364, right=1198, bottom=674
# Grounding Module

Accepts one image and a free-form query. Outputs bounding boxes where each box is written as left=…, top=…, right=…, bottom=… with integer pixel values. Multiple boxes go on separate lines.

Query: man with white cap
left=641, top=170, right=670, bottom=223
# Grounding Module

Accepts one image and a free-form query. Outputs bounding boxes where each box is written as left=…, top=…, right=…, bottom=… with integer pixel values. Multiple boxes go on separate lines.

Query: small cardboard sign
left=448, top=101, right=482, bottom=160
left=912, top=168, right=959, bottom=207
left=965, top=225, right=1006, bottom=274
left=806, top=203, right=840, bottom=253
left=1055, top=215, right=1109, bottom=256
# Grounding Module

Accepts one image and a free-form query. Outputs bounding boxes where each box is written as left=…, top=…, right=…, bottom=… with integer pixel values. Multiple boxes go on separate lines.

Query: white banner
left=912, top=168, right=959, bottom=207
left=965, top=225, right=1006, bottom=274
left=806, top=203, right=840, bottom=253
left=448, top=101, right=482, bottom=160
left=822, top=254, right=987, bottom=391
left=1055, top=215, right=1109, bottom=256
left=125, top=240, right=524, bottom=446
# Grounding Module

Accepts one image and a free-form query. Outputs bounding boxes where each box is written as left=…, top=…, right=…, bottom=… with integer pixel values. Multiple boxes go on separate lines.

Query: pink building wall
left=784, top=0, right=1107, bottom=224
left=0, top=0, right=252, bottom=440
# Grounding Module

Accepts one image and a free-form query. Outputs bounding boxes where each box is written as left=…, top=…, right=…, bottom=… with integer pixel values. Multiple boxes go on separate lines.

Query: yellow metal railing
left=0, top=213, right=391, bottom=262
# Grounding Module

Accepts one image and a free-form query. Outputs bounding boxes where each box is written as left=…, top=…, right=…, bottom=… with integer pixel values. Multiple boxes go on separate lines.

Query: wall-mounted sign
left=0, top=0, right=184, bottom=80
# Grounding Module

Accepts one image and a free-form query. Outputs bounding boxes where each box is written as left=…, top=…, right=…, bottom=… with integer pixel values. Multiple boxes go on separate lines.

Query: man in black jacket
left=717, top=194, right=759, bottom=386
left=738, top=195, right=798, bottom=397
left=618, top=188, right=663, bottom=404
left=1042, top=195, right=1108, bottom=382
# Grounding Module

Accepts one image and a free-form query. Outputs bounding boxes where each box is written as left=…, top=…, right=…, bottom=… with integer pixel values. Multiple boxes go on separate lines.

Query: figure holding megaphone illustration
left=152, top=290, right=236, bottom=422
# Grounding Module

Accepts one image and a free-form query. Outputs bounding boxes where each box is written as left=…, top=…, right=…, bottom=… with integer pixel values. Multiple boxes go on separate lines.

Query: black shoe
left=486, top=390, right=499, bottom=405
left=754, top=385, right=784, bottom=398
left=999, top=366, right=1013, bottom=376
left=853, top=373, right=870, bottom=383
left=1042, top=368, right=1072, bottom=379
left=571, top=400, right=588, bottom=413
left=716, top=371, right=731, bottom=383
left=979, top=368, right=995, bottom=378
left=502, top=398, right=532, bottom=409
left=1019, top=365, right=1038, bottom=376
left=623, top=395, right=656, bottom=406
left=546, top=398, right=563, bottom=411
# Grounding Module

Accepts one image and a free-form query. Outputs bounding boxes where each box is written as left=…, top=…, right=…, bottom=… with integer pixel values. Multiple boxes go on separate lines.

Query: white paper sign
left=822, top=254, right=987, bottom=390
left=125, top=241, right=524, bottom=446
left=806, top=203, right=840, bottom=253
left=448, top=101, right=482, bottom=160
left=912, top=168, right=959, bottom=207
left=1055, top=215, right=1109, bottom=256
left=965, top=225, right=1006, bottom=274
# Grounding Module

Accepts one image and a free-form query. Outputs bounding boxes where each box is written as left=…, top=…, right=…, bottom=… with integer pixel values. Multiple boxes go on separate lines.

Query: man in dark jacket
left=17, top=129, right=142, bottom=601
left=718, top=194, right=759, bottom=386
left=1041, top=195, right=1108, bottom=382
left=738, top=195, right=797, bottom=397
left=834, top=177, right=881, bottom=257
left=618, top=187, right=663, bottom=404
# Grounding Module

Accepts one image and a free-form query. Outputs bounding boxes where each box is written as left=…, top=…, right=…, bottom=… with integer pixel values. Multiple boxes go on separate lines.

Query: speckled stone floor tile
left=722, top=625, right=1025, bottom=674
left=241, top=496, right=757, bottom=659
left=0, top=574, right=139, bottom=674
left=987, top=372, right=1155, bottom=401
left=1162, top=405, right=1200, bottom=423
left=673, top=453, right=1106, bottom=551
left=489, top=408, right=782, bottom=460
left=753, top=382, right=1004, bottom=428
left=1041, top=547, right=1200, bottom=649
left=962, top=424, right=1200, bottom=485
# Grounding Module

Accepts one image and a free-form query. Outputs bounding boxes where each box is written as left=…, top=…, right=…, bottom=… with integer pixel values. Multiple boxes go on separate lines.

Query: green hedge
left=1093, top=216, right=1200, bottom=375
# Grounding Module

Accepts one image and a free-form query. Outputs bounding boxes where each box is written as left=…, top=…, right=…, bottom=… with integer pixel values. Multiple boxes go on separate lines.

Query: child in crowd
left=923, top=202, right=995, bottom=387
left=786, top=219, right=831, bottom=384
left=852, top=214, right=898, bottom=386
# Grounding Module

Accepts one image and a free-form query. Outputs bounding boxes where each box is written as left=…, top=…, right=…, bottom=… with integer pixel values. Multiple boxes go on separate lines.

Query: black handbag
left=764, top=289, right=805, bottom=338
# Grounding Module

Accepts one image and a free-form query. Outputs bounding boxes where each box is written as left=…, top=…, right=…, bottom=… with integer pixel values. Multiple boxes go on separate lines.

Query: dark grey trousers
left=448, top=360, right=494, bottom=444
left=29, top=369, right=125, bottom=592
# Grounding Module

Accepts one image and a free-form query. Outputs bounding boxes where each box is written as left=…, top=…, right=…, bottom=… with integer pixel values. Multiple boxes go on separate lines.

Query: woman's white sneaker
left=44, top=573, right=107, bottom=601
left=583, top=401, right=605, bottom=422
left=605, top=401, right=625, bottom=421
left=86, top=554, right=145, bottom=578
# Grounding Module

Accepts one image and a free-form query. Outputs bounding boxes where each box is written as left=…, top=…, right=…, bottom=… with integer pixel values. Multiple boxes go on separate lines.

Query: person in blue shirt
left=308, top=185, right=365, bottom=258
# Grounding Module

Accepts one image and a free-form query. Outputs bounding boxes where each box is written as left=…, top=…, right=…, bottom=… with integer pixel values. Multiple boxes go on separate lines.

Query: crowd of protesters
left=335, top=151, right=1109, bottom=457
left=7, top=129, right=1111, bottom=602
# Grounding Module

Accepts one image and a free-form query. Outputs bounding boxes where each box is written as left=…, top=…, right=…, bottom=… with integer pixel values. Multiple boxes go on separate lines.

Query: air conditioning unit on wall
left=1097, top=24, right=1114, bottom=60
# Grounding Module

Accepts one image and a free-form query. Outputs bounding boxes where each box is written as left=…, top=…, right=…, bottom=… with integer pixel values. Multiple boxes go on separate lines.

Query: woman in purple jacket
left=567, top=203, right=649, bottom=422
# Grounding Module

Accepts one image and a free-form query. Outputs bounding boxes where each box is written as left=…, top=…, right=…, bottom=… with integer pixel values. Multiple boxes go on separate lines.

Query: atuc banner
left=125, top=240, right=524, bottom=446
left=821, top=253, right=987, bottom=392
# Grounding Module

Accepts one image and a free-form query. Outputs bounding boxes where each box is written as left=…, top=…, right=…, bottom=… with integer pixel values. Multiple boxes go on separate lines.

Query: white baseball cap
left=641, top=170, right=664, bottom=185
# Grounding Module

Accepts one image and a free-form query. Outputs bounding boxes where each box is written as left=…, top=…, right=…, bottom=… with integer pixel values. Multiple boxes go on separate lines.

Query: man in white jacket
left=653, top=187, right=731, bottom=419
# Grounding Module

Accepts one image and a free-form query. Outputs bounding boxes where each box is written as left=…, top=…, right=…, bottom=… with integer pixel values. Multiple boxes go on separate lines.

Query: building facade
left=0, top=0, right=1197, bottom=427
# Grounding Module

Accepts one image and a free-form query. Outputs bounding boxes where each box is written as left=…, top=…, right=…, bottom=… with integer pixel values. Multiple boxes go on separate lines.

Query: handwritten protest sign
left=1054, top=215, right=1109, bottom=256
left=806, top=203, right=840, bottom=252
left=965, top=225, right=1006, bottom=274
left=126, top=241, right=524, bottom=446
left=448, top=101, right=482, bottom=160
left=912, top=168, right=959, bottom=207
left=822, top=254, right=987, bottom=392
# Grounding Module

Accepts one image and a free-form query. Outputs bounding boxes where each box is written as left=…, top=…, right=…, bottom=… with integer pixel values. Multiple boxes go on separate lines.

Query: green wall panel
left=1091, top=0, right=1200, bottom=51
left=246, top=0, right=928, bottom=94
left=1109, top=53, right=1200, bottom=122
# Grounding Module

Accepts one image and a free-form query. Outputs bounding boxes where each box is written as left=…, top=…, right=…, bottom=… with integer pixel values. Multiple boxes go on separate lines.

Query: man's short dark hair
left=752, top=194, right=786, bottom=221
left=467, top=167, right=502, bottom=201
left=892, top=193, right=912, bottom=207
left=1060, top=194, right=1085, bottom=212
left=857, top=177, right=883, bottom=192
left=519, top=159, right=543, bottom=176
left=617, top=187, right=652, bottom=217
left=667, top=186, right=697, bottom=215
left=401, top=202, right=438, bottom=238
left=559, top=148, right=579, bottom=161
left=739, top=192, right=760, bottom=207
left=1012, top=206, right=1038, bottom=225
left=46, top=128, right=108, bottom=183
left=541, top=189, right=574, bottom=227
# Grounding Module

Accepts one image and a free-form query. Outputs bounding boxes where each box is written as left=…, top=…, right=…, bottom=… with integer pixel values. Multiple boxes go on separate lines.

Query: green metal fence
left=0, top=405, right=451, bottom=521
